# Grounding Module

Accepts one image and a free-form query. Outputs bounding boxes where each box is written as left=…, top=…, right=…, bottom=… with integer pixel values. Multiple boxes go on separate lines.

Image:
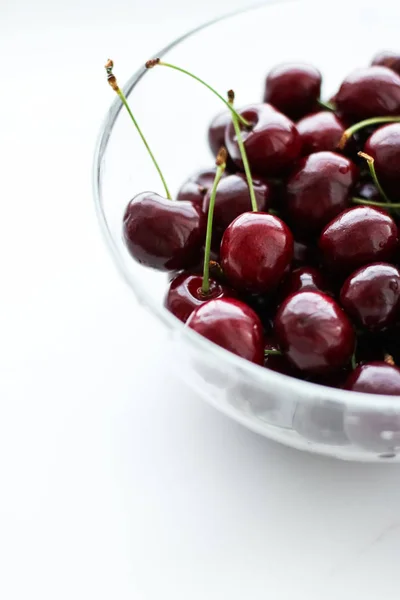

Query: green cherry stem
left=264, top=349, right=283, bottom=357
left=338, top=116, right=400, bottom=149
left=105, top=59, right=172, bottom=199
left=317, top=99, right=336, bottom=112
left=202, top=147, right=227, bottom=295
left=228, top=90, right=258, bottom=212
left=357, top=152, right=391, bottom=204
left=352, top=197, right=400, bottom=209
left=145, top=58, right=251, bottom=128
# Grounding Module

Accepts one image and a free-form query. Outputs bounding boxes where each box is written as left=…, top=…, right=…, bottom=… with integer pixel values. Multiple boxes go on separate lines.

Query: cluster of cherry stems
left=106, top=51, right=400, bottom=396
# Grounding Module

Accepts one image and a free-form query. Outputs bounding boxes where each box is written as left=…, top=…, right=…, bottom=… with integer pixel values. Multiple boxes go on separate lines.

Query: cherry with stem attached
left=357, top=151, right=392, bottom=204
left=105, top=59, right=206, bottom=271
left=338, top=116, right=400, bottom=150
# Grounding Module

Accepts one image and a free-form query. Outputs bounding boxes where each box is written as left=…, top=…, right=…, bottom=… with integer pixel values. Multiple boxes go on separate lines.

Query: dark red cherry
left=186, top=297, right=264, bottom=365
left=296, top=111, right=346, bottom=155
left=263, top=63, right=322, bottom=121
left=220, top=212, right=294, bottom=293
left=284, top=151, right=358, bottom=235
left=225, top=103, right=301, bottom=176
left=335, top=66, right=400, bottom=122
left=279, top=266, right=327, bottom=302
left=372, top=51, right=400, bottom=77
left=123, top=192, right=206, bottom=271
left=319, top=206, right=398, bottom=274
left=202, top=173, right=271, bottom=238
left=364, top=123, right=400, bottom=201
left=207, top=111, right=236, bottom=171
left=340, top=263, right=400, bottom=331
left=164, top=272, right=232, bottom=323
left=345, top=362, right=400, bottom=395
left=274, top=291, right=355, bottom=375
left=176, top=168, right=223, bottom=207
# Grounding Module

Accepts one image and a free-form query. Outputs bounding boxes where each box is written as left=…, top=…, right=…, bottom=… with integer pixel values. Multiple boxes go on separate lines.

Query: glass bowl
left=93, top=0, right=400, bottom=462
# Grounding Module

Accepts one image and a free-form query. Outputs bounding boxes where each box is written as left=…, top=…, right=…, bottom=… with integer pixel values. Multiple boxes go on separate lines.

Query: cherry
left=296, top=111, right=346, bottom=155
left=123, top=192, right=206, bottom=271
left=186, top=298, right=265, bottom=365
left=335, top=66, right=400, bottom=122
left=345, top=361, right=400, bottom=395
left=284, top=151, right=358, bottom=235
left=202, top=173, right=271, bottom=238
left=263, top=63, right=322, bottom=121
left=274, top=291, right=355, bottom=375
left=340, top=263, right=400, bottom=331
left=165, top=272, right=231, bottom=323
left=278, top=266, right=327, bottom=302
left=319, top=206, right=398, bottom=274
left=364, top=123, right=400, bottom=201
left=176, top=168, right=224, bottom=207
left=207, top=111, right=236, bottom=171
left=225, top=103, right=302, bottom=176
left=220, top=212, right=293, bottom=293
left=371, top=51, right=400, bottom=77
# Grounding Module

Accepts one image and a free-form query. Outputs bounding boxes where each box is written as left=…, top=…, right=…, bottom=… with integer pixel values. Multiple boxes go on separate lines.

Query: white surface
left=1, top=1, right=400, bottom=599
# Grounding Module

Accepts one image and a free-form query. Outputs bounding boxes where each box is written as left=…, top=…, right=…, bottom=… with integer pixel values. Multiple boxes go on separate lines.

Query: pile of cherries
left=108, top=53, right=400, bottom=396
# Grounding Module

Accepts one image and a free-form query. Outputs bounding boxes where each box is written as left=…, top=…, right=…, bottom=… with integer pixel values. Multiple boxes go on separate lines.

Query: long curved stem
left=228, top=91, right=257, bottom=212
left=358, top=152, right=391, bottom=204
left=105, top=60, right=171, bottom=199
left=352, top=197, right=400, bottom=209
left=145, top=59, right=251, bottom=128
left=338, top=116, right=400, bottom=149
left=202, top=149, right=227, bottom=295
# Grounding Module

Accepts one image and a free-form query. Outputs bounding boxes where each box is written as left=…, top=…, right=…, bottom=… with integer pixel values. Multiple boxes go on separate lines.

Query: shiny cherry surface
left=202, top=173, right=270, bottom=236
left=274, top=291, right=355, bottom=374
left=296, top=111, right=346, bottom=155
left=364, top=123, right=400, bottom=200
left=176, top=168, right=222, bottom=207
left=319, top=206, right=398, bottom=273
left=279, top=266, right=327, bottom=302
left=344, top=362, right=400, bottom=394
left=165, top=273, right=231, bottom=323
left=220, top=212, right=294, bottom=293
left=335, top=66, right=400, bottom=121
left=285, top=151, right=358, bottom=235
left=263, top=63, right=321, bottom=121
left=225, top=103, right=301, bottom=176
left=186, top=297, right=265, bottom=365
left=371, top=51, right=400, bottom=76
left=340, top=263, right=400, bottom=331
left=123, top=192, right=206, bottom=271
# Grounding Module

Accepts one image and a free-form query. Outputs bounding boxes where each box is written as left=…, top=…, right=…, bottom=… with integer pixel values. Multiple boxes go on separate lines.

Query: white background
left=1, top=1, right=400, bottom=598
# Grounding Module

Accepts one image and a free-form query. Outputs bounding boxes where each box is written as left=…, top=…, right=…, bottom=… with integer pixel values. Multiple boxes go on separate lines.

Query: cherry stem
left=357, top=152, right=391, bottom=204
left=105, top=59, right=171, bottom=200
left=264, top=349, right=283, bottom=357
left=202, top=148, right=227, bottom=295
left=228, top=90, right=258, bottom=212
left=317, top=99, right=335, bottom=112
left=338, top=116, right=400, bottom=149
left=352, top=197, right=400, bottom=209
left=145, top=58, right=251, bottom=128
left=384, top=353, right=395, bottom=366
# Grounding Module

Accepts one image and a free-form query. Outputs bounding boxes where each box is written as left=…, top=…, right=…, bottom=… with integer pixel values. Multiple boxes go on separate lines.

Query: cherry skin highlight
left=123, top=192, right=206, bottom=271
left=340, top=263, right=400, bottom=331
left=263, top=63, right=322, bottom=121
left=274, top=290, right=355, bottom=375
left=319, top=206, right=398, bottom=274
left=186, top=297, right=265, bottom=365
left=220, top=212, right=294, bottom=293
left=225, top=103, right=302, bottom=176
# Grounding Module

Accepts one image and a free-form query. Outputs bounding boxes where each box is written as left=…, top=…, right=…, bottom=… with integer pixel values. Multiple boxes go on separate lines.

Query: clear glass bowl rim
left=92, top=0, right=400, bottom=411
